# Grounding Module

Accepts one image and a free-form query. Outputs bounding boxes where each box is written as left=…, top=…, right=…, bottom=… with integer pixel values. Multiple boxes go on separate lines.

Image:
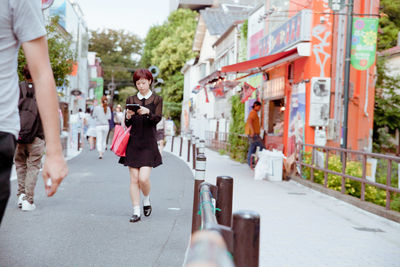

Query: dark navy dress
left=119, top=93, right=163, bottom=168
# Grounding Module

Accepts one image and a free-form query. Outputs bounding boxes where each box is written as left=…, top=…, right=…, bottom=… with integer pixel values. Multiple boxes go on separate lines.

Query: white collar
left=137, top=90, right=152, bottom=100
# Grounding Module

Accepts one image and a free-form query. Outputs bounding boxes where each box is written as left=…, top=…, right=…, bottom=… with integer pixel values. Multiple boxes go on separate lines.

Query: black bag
left=17, top=82, right=40, bottom=144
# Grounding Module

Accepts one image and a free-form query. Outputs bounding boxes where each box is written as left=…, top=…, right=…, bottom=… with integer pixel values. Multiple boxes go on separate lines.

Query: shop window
left=267, top=98, right=285, bottom=136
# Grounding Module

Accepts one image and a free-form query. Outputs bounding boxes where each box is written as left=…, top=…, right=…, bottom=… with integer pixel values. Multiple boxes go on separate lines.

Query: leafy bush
left=228, top=95, right=248, bottom=163
left=301, top=150, right=400, bottom=212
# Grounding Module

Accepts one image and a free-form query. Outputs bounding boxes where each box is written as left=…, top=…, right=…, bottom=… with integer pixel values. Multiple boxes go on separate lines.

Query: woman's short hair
left=133, top=69, right=153, bottom=87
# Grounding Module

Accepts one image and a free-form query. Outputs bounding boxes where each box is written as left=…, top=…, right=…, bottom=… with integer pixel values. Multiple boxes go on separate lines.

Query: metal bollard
left=232, top=210, right=260, bottom=267
left=187, top=138, right=191, bottom=162
left=185, top=230, right=234, bottom=267
left=216, top=176, right=233, bottom=227
left=198, top=139, right=205, bottom=154
left=199, top=182, right=218, bottom=229
left=191, top=151, right=206, bottom=233
left=171, top=136, right=175, bottom=152
left=195, top=137, right=200, bottom=155
left=192, top=141, right=196, bottom=169
left=179, top=136, right=183, bottom=157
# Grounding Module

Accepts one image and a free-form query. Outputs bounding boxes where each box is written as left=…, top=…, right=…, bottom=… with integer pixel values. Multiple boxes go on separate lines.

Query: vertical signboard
left=288, top=82, right=306, bottom=156
left=248, top=6, right=265, bottom=59
left=91, top=77, right=103, bottom=102
left=351, top=17, right=379, bottom=70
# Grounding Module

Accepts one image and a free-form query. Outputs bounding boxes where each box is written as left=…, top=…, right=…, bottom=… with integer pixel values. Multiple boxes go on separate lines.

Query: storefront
left=222, top=44, right=310, bottom=155
left=222, top=0, right=378, bottom=156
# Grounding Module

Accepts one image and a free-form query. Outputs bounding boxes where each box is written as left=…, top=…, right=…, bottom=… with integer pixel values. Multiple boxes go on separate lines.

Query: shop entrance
left=264, top=98, right=285, bottom=151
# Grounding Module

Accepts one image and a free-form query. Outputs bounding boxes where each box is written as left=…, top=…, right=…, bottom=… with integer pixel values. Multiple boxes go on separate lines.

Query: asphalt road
left=0, top=149, right=194, bottom=267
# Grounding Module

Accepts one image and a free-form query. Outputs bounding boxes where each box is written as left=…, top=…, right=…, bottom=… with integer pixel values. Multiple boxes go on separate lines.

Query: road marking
left=168, top=207, right=181, bottom=211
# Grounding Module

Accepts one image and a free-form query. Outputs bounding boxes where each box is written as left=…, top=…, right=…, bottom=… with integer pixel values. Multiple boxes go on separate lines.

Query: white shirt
left=137, top=90, right=152, bottom=100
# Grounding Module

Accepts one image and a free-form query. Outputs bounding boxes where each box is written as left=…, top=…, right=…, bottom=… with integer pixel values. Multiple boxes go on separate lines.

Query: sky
left=76, top=0, right=171, bottom=39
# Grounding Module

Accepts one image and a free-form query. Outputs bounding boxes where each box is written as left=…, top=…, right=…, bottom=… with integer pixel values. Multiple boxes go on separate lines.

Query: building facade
left=46, top=0, right=90, bottom=114
left=222, top=0, right=379, bottom=155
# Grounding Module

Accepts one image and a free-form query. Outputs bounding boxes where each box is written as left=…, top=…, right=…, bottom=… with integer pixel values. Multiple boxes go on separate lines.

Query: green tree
left=373, top=58, right=400, bottom=152
left=89, top=29, right=142, bottom=97
left=374, top=0, right=400, bottom=152
left=18, top=17, right=74, bottom=88
left=378, top=0, right=400, bottom=50
left=141, top=9, right=197, bottom=128
left=140, top=25, right=168, bottom=68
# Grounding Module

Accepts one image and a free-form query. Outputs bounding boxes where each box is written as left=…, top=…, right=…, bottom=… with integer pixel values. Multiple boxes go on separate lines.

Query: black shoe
left=129, top=214, right=141, bottom=223
left=144, top=205, right=152, bottom=217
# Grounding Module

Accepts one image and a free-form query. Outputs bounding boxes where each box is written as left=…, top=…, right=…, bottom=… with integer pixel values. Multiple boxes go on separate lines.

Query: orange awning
left=221, top=48, right=297, bottom=74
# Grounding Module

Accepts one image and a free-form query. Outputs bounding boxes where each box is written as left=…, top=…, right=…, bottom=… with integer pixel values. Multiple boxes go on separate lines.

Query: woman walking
left=93, top=96, right=111, bottom=159
left=85, top=108, right=97, bottom=150
left=119, top=69, right=162, bottom=223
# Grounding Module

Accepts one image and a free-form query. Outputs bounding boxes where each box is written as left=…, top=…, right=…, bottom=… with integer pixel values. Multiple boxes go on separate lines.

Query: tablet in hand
left=126, top=104, right=140, bottom=112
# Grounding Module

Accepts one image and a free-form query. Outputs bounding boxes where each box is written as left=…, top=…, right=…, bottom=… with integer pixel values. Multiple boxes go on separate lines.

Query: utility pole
left=341, top=0, right=354, bottom=149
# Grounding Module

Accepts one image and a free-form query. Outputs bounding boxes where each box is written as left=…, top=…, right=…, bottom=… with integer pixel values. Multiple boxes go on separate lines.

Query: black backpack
left=17, top=82, right=41, bottom=144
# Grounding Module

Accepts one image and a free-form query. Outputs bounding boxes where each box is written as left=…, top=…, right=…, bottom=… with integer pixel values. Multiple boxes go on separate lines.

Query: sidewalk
left=165, top=136, right=400, bottom=267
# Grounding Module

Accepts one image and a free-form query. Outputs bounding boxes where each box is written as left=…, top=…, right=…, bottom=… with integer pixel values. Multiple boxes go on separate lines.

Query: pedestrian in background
left=106, top=105, right=115, bottom=150
left=119, top=69, right=163, bottom=223
left=14, top=65, right=45, bottom=211
left=156, top=116, right=166, bottom=153
left=93, top=96, right=111, bottom=159
left=114, top=104, right=124, bottom=126
left=85, top=108, right=97, bottom=150
left=0, top=0, right=68, bottom=225
left=245, top=101, right=265, bottom=166
left=78, top=108, right=86, bottom=148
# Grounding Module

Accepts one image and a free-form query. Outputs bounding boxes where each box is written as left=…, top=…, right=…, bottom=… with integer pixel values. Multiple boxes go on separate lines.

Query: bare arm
left=22, top=36, right=68, bottom=197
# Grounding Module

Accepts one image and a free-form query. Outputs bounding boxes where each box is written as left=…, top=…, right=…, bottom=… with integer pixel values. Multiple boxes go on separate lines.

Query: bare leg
left=138, top=167, right=151, bottom=196
left=89, top=136, right=94, bottom=150
left=129, top=167, right=140, bottom=207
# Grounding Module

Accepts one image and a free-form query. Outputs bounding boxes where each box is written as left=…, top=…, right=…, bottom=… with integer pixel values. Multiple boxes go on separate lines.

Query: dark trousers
left=0, top=132, right=16, bottom=226
left=247, top=135, right=265, bottom=166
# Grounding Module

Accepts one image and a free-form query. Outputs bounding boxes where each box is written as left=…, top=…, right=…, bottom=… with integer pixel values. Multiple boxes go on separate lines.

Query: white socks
left=143, top=195, right=151, bottom=206
left=133, top=195, right=150, bottom=216
left=133, top=205, right=140, bottom=216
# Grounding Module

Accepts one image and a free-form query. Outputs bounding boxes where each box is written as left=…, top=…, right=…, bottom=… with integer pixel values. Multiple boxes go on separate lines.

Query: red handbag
left=111, top=125, right=131, bottom=157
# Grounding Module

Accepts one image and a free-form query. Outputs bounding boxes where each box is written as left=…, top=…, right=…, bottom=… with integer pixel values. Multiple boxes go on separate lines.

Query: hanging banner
left=241, top=82, right=256, bottom=103
left=351, top=17, right=378, bottom=70
left=204, top=87, right=209, bottom=103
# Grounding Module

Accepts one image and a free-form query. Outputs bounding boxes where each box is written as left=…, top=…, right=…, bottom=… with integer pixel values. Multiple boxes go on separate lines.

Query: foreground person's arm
left=22, top=36, right=68, bottom=196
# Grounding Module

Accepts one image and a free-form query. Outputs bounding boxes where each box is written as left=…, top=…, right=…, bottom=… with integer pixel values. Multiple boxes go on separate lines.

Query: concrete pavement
left=165, top=135, right=400, bottom=267
left=1, top=148, right=194, bottom=267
